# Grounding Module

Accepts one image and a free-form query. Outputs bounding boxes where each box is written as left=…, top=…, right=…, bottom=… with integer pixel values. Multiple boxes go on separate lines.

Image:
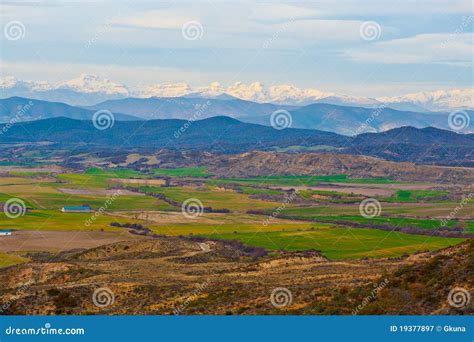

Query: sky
left=0, top=0, right=473, bottom=97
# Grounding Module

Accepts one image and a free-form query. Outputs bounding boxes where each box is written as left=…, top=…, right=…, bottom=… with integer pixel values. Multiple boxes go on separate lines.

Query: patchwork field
left=0, top=165, right=472, bottom=269
left=0, top=152, right=472, bottom=317
left=202, top=227, right=464, bottom=259
left=209, top=174, right=397, bottom=187
left=278, top=203, right=474, bottom=220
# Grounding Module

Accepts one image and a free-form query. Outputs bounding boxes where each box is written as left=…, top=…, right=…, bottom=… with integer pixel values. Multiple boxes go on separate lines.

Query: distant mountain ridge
left=86, top=97, right=296, bottom=121
left=1, top=97, right=472, bottom=135
left=90, top=98, right=472, bottom=135
left=0, top=97, right=139, bottom=123
left=239, top=103, right=469, bottom=135
left=1, top=116, right=472, bottom=165
left=1, top=74, right=472, bottom=111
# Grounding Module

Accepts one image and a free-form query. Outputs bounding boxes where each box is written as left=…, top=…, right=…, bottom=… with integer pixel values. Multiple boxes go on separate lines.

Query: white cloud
left=299, top=0, right=470, bottom=16
left=0, top=60, right=224, bottom=87
left=112, top=10, right=196, bottom=30
left=344, top=33, right=473, bottom=66
left=247, top=3, right=321, bottom=22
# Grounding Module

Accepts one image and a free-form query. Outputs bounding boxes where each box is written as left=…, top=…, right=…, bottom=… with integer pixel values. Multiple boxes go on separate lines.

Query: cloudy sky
left=1, top=0, right=472, bottom=96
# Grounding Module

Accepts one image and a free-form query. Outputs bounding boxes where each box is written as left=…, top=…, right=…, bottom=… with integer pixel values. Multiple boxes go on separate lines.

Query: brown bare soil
left=109, top=211, right=305, bottom=226
left=111, top=179, right=167, bottom=185
left=57, top=188, right=143, bottom=196
left=0, top=237, right=401, bottom=315
left=0, top=237, right=470, bottom=315
left=272, top=185, right=396, bottom=197
left=200, top=152, right=474, bottom=184
left=0, top=230, right=146, bottom=253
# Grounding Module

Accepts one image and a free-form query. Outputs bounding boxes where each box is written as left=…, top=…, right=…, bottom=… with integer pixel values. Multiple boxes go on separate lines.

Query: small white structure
left=0, top=230, right=12, bottom=236
left=61, top=206, right=91, bottom=213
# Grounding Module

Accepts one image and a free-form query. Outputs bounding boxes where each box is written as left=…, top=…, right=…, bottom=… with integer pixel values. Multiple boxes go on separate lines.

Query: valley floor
left=0, top=155, right=472, bottom=315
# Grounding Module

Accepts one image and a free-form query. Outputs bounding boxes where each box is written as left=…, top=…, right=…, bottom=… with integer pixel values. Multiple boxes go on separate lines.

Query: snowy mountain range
left=1, top=74, right=472, bottom=111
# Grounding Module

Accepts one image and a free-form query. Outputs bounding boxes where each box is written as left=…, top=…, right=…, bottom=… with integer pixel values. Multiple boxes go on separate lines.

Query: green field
left=0, top=189, right=171, bottom=211
left=0, top=168, right=470, bottom=262
left=84, top=166, right=209, bottom=178
left=0, top=210, right=131, bottom=232
left=282, top=214, right=467, bottom=231
left=202, top=227, right=464, bottom=259
left=0, top=252, right=29, bottom=268
left=133, top=185, right=284, bottom=211
left=149, top=222, right=316, bottom=235
left=55, top=167, right=210, bottom=190
left=277, top=203, right=474, bottom=220
left=151, top=167, right=209, bottom=177
left=215, top=174, right=396, bottom=187
left=384, top=190, right=449, bottom=202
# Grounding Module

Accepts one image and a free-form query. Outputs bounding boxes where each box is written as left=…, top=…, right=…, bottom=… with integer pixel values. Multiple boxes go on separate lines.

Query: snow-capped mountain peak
left=57, top=74, right=129, bottom=96
left=0, top=74, right=471, bottom=111
left=0, top=76, right=20, bottom=89
left=140, top=83, right=192, bottom=98
left=378, top=89, right=474, bottom=111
